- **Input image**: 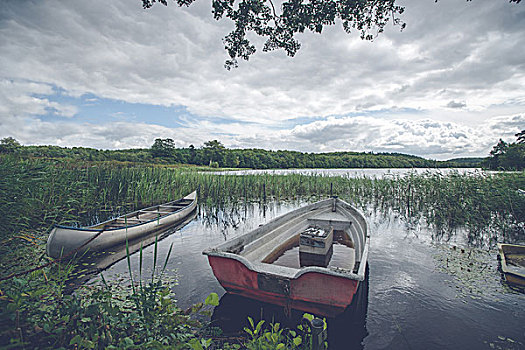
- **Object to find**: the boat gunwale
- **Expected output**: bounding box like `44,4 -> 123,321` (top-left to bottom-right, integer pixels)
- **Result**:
204,196 -> 369,281
52,191 -> 197,232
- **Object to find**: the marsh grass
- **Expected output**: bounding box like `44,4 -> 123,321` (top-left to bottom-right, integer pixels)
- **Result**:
1,156 -> 523,252
0,157 -> 523,282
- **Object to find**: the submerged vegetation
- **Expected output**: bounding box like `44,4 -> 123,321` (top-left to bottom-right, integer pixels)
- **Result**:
0,154 -> 524,348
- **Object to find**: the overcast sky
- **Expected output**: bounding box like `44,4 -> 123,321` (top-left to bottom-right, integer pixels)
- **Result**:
0,0 -> 524,160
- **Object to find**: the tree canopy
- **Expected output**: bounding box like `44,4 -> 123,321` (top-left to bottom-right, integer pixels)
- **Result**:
151,138 -> 176,158
485,130 -> 525,170
0,137 -> 21,154
142,0 -> 406,69
142,0 -> 521,69
2,138 -> 484,169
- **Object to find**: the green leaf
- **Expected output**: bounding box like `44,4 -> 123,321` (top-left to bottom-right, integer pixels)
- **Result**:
293,336 -> 303,346
271,333 -> 278,342
123,337 -> 134,347
70,335 -> 83,346
201,338 -> 212,349
204,292 -> 219,306
188,339 -> 204,350
244,327 -> 253,336
303,313 -> 314,322
255,319 -> 265,334
277,344 -> 285,350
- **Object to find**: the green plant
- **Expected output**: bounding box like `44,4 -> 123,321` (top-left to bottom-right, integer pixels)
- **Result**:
0,236 -> 198,349
239,315 -> 315,350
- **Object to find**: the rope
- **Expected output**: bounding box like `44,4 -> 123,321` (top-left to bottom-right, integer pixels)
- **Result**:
0,228 -> 106,282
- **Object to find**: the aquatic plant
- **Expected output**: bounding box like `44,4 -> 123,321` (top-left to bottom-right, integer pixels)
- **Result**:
1,156 -> 523,256
0,238 -> 196,349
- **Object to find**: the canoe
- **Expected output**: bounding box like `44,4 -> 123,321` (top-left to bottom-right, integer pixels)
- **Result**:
62,211 -> 198,295
47,191 -> 197,259
498,243 -> 525,287
203,196 -> 369,317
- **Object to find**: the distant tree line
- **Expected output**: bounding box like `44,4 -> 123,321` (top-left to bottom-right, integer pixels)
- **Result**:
1,137 -> 483,169
484,130 -> 525,170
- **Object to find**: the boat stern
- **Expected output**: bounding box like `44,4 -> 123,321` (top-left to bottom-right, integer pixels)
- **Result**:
205,253 -> 360,317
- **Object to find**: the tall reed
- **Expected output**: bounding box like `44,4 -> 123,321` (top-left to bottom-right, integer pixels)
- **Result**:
1,156 -> 523,249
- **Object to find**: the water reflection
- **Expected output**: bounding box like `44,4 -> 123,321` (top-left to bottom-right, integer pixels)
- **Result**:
66,209 -> 197,292
212,168 -> 482,178
211,267 -> 369,349
88,200 -> 525,349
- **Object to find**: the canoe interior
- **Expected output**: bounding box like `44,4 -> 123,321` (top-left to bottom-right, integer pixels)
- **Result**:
91,197 -> 195,230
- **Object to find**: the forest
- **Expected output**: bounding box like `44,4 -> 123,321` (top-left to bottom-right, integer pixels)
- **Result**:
0,137 -> 483,169
484,130 -> 525,170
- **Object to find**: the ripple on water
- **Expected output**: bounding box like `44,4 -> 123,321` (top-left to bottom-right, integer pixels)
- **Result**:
91,201 -> 525,349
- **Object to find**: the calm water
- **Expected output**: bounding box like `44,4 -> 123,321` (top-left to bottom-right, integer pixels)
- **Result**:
95,201 -> 525,349
213,168 -> 483,178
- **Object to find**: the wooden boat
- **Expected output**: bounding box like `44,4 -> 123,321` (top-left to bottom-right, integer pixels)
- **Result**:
203,196 -> 369,317
47,191 -> 197,259
498,243 -> 525,287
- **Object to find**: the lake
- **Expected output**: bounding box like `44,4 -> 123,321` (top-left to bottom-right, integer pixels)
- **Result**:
95,199 -> 525,349
213,168 -> 484,178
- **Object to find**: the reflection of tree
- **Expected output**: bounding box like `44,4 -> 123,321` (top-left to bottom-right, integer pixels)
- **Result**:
198,201 -> 301,241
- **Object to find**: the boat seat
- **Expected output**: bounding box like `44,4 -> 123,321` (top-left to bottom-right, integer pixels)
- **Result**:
159,205 -> 184,209
139,210 -> 173,215
308,211 -> 352,230
104,224 -> 127,229
115,218 -> 147,224
243,215 -> 312,263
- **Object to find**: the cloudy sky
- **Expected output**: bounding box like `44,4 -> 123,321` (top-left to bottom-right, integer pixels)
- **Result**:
0,0 -> 524,160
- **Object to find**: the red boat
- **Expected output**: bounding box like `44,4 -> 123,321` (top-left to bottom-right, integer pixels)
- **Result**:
203,197 -> 369,317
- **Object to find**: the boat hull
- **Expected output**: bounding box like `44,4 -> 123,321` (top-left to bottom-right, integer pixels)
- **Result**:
47,191 -> 197,259
498,243 -> 525,288
208,255 -> 359,317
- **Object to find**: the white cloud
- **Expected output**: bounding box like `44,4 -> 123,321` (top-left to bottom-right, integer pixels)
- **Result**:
0,0 -> 524,158
232,114 -> 525,159
0,80 -> 77,118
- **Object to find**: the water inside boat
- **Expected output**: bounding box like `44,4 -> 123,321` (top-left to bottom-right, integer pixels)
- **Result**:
269,230 -> 356,271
